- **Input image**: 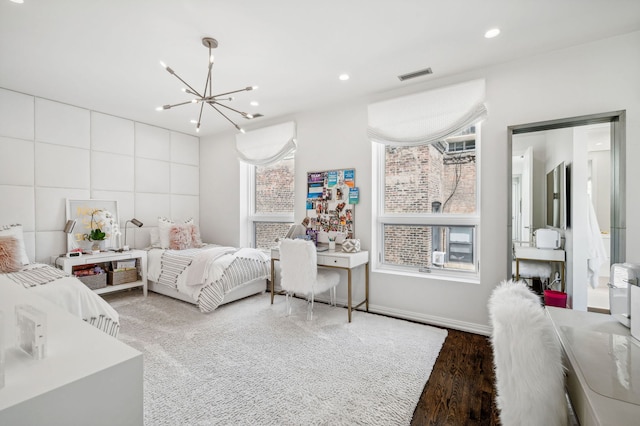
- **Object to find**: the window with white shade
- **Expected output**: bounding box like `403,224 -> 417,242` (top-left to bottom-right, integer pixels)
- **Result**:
370,80 -> 484,278
237,122 -> 297,250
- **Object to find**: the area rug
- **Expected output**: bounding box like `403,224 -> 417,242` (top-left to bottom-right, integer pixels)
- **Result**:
109,291 -> 448,426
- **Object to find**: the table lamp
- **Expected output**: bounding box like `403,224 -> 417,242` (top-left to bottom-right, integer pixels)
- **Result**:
123,218 -> 143,251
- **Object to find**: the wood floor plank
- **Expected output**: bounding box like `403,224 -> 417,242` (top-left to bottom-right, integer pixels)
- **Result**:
411,329 -> 500,425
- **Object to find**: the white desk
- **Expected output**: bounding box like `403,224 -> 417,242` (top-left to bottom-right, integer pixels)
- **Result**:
270,246 -> 369,322
515,246 -> 566,291
0,284 -> 143,426
546,307 -> 640,425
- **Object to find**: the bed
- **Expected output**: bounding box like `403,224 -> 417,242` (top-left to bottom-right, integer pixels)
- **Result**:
146,244 -> 271,312
1,223 -> 120,337
144,217 -> 271,312
1,263 -> 120,337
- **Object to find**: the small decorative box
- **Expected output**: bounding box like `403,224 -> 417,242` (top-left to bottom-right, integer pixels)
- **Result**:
15,304 -> 47,360
342,239 -> 361,253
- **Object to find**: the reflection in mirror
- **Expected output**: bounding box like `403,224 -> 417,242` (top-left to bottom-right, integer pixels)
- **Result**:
508,111 -> 625,312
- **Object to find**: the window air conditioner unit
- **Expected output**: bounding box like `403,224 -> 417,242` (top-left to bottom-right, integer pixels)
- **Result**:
432,251 -> 445,266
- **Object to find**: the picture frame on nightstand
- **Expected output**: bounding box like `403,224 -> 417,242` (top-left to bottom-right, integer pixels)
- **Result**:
66,199 -> 120,253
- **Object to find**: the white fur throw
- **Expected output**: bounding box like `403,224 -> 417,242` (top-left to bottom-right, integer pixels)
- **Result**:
488,280 -> 568,426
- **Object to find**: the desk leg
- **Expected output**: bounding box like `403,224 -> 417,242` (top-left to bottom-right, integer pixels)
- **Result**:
348,268 -> 353,323
270,258 -> 275,305
515,259 -> 520,281
365,262 -> 369,312
561,262 -> 565,293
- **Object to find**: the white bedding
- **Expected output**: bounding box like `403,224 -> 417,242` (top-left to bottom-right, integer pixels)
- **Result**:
1,263 -> 120,337
147,245 -> 270,312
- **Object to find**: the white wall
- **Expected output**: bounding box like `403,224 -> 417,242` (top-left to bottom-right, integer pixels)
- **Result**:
200,31 -> 640,334
0,89 -> 200,262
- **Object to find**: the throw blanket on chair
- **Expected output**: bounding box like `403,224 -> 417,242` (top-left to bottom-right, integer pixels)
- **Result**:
488,280 -> 567,426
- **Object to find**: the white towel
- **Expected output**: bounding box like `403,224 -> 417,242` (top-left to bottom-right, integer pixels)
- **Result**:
586,200 -> 607,289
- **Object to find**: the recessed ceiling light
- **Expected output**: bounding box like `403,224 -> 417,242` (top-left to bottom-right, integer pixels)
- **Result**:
250,101 -> 259,107
10,0 -> 25,3
339,73 -> 350,81
485,28 -> 501,39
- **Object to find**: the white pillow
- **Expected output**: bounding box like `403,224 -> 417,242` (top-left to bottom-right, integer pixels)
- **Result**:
149,227 -> 161,248
157,217 -> 173,249
0,224 -> 30,265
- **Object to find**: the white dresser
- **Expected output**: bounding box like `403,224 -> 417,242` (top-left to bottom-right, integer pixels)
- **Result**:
547,307 -> 640,425
0,284 -> 143,426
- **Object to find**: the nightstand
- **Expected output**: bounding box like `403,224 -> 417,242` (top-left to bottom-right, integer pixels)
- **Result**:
52,250 -> 147,297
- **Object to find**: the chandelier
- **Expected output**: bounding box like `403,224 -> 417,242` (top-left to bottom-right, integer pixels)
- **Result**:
156,37 -> 258,133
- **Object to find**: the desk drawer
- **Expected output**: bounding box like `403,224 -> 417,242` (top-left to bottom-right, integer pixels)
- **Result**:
317,255 -> 349,268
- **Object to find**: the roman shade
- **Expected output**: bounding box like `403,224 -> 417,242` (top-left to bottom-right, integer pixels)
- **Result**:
367,79 -> 487,146
235,121 -> 297,166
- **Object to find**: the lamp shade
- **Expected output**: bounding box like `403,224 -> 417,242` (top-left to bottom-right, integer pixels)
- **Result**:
64,219 -> 76,234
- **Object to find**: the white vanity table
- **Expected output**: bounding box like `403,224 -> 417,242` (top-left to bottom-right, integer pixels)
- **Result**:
547,307 -> 640,425
515,246 -> 566,292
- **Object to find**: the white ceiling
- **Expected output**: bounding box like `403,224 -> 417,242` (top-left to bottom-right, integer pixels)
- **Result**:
1,0 -> 639,137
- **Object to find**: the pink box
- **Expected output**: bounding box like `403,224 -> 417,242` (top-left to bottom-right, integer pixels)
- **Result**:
544,290 -> 567,308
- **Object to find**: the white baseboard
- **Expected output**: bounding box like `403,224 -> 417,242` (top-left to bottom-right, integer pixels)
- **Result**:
366,303 -> 492,336
306,293 -> 491,336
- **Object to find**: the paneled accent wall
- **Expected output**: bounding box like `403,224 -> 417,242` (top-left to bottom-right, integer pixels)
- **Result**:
0,87 -> 199,263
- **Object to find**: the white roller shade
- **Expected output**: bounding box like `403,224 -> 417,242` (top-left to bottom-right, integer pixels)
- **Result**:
367,79 -> 487,146
235,121 -> 297,166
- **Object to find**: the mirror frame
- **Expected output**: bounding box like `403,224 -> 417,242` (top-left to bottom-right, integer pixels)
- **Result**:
506,110 -> 626,281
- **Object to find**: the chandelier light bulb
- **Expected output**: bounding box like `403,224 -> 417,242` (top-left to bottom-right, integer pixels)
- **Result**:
160,61 -> 167,69
209,55 -> 214,64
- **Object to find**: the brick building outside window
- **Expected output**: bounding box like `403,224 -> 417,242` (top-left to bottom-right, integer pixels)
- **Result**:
251,158 -> 295,250
375,126 -> 479,275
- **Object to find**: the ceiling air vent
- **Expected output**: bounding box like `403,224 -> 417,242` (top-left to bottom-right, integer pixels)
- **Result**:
398,67 -> 433,81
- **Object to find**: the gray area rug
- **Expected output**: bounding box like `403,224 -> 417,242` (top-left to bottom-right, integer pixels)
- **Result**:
109,291 -> 447,426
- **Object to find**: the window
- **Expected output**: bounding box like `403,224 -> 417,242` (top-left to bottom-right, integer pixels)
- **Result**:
373,125 -> 480,276
236,121 -> 297,251
247,158 -> 295,250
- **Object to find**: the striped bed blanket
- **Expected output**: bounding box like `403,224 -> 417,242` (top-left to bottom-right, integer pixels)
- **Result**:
2,264 -> 120,338
148,245 -> 271,313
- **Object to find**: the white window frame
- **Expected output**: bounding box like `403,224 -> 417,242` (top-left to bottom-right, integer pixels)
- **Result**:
240,161 -> 294,250
371,125 -> 481,282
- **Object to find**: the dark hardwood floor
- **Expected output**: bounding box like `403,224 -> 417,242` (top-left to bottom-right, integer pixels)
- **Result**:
411,329 -> 501,426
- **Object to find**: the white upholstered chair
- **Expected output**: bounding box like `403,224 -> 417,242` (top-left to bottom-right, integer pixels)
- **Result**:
278,238 -> 340,320
488,279 -> 568,426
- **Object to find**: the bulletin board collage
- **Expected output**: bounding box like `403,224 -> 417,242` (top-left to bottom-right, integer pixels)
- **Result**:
306,168 -> 359,244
